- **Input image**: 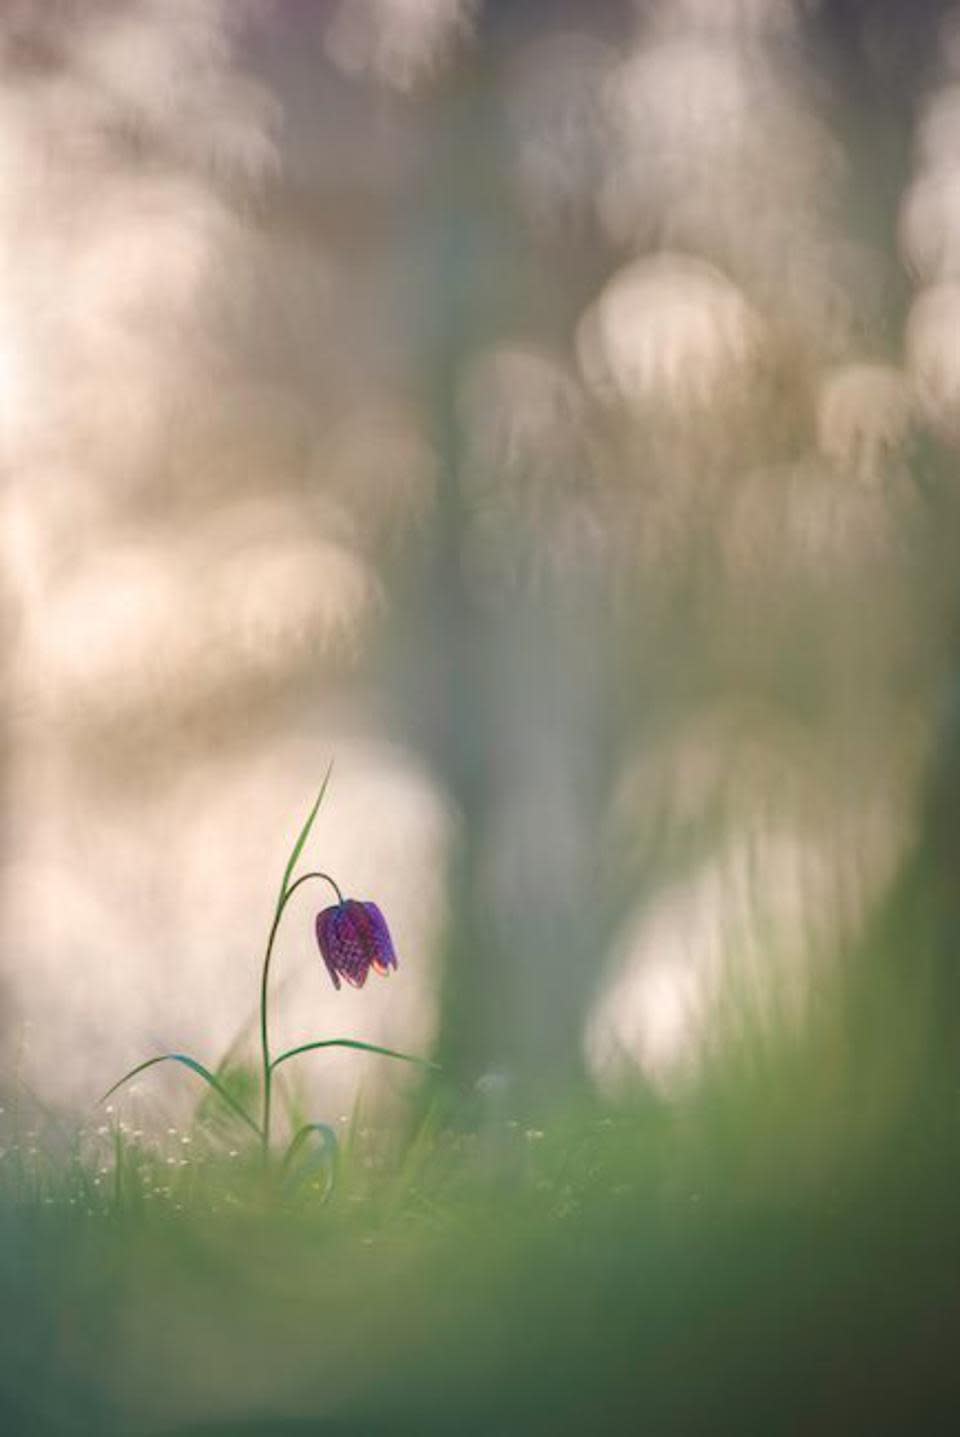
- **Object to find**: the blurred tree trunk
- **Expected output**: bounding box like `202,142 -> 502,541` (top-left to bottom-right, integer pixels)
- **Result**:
399,44 -> 608,1102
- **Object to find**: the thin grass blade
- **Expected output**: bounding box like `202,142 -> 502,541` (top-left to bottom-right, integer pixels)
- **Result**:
98,1054 -> 262,1137
269,1038 -> 440,1075
276,760 -> 334,911
282,1122 -> 338,1171
282,1122 -> 338,1199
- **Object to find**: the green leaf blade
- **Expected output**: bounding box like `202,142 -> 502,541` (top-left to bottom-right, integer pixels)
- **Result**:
282,1123 -> 339,1200
277,760 -> 334,911
269,1038 -> 440,1075
98,1053 -> 262,1137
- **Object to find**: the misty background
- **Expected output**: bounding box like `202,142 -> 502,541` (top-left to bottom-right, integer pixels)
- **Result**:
1,0 -> 959,1125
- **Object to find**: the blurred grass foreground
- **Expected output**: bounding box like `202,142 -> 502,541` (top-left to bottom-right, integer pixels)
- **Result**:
5,0 -> 960,1432
3,882 -> 960,1436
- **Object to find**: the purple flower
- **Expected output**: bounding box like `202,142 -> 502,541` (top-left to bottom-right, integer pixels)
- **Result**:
315,899 -> 399,991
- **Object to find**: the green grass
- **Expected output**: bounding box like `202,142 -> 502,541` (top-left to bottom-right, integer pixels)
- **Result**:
2,978 -> 959,1436
2,861 -> 958,1434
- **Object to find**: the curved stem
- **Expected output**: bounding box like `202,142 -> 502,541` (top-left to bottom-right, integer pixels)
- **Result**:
259,870 -> 344,1156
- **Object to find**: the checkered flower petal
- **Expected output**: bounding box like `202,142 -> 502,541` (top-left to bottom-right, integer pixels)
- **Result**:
315,899 -> 399,991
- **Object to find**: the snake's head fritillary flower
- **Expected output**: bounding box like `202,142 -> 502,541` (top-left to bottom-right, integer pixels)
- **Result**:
315,899 -> 399,991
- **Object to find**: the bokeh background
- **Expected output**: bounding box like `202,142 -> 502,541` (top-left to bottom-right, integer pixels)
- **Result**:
1,0 -> 960,1133
6,3 -> 960,1435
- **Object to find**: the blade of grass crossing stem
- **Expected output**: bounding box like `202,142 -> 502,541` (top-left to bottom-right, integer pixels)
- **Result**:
99,1053 -> 262,1137
270,1038 -> 440,1075
276,761 -> 334,913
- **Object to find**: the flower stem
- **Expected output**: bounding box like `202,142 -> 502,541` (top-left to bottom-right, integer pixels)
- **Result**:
259,870 -> 344,1158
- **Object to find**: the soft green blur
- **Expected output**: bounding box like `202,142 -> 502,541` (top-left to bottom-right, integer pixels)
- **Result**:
2,874 -> 958,1433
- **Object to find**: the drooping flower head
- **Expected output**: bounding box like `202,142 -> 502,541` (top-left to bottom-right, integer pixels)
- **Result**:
315,899 -> 399,990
